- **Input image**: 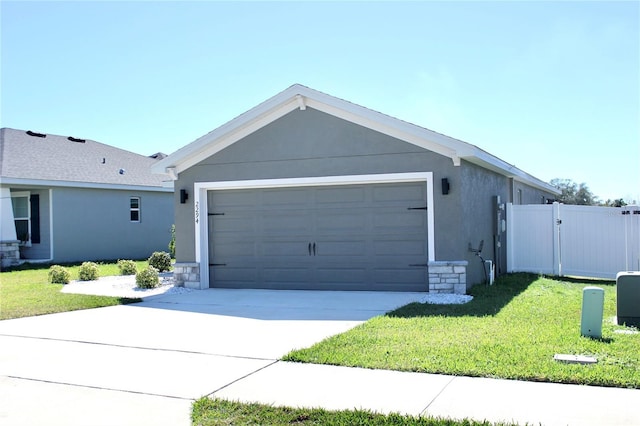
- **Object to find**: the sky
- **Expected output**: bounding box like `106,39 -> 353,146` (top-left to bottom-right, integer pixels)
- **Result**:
1,1 -> 638,203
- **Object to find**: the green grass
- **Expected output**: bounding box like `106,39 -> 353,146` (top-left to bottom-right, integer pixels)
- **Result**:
0,261 -> 147,320
284,274 -> 640,389
191,398 -> 514,426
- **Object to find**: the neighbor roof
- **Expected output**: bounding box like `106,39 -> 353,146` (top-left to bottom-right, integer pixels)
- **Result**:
0,128 -> 171,191
152,84 -> 559,194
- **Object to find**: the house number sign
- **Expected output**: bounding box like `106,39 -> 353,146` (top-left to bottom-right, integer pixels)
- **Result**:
195,201 -> 200,224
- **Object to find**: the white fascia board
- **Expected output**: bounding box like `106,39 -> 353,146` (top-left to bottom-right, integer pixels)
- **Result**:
0,177 -> 174,193
461,152 -> 560,195
152,87 -> 304,176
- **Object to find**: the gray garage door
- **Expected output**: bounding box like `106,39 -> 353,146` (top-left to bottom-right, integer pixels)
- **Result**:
207,182 -> 428,291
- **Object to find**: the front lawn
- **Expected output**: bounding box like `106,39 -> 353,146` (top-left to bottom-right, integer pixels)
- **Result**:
0,261 -> 146,320
284,274 -> 640,388
192,398 -> 514,426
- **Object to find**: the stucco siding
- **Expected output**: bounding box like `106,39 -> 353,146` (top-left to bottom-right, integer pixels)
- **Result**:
52,188 -> 173,262
460,162 -> 510,286
175,108 -> 461,263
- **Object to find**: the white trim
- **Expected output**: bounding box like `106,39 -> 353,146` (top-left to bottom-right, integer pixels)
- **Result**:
193,172 -> 435,290
48,189 -> 54,261
11,191 -> 31,246
0,177 -> 173,193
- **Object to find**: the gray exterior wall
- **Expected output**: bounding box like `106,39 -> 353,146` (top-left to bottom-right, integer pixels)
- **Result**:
174,107 -> 555,287
51,187 -> 173,262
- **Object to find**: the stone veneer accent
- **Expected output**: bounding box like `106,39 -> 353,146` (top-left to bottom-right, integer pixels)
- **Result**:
428,260 -> 468,294
0,240 -> 21,269
173,262 -> 201,289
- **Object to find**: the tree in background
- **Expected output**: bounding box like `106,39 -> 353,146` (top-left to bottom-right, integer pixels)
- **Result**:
550,179 -> 631,206
603,198 -> 628,207
550,178 -> 599,205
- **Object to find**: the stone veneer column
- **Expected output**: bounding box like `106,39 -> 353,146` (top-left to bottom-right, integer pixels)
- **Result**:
173,262 -> 201,289
428,260 -> 468,294
0,240 -> 21,270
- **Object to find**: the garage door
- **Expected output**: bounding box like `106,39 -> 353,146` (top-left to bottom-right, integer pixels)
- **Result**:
207,182 -> 428,291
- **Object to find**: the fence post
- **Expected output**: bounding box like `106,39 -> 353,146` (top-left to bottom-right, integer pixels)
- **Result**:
553,202 -> 562,276
506,203 -> 513,273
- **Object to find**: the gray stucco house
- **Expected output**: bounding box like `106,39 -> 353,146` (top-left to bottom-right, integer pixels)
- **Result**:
153,84 -> 559,292
0,128 -> 174,267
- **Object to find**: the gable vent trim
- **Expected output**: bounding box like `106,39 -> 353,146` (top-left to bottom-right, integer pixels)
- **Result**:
26,130 -> 47,138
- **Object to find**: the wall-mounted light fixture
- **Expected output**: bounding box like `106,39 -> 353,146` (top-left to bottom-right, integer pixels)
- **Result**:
180,189 -> 189,204
441,178 -> 450,195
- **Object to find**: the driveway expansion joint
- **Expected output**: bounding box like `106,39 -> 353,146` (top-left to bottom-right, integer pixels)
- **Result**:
420,374 -> 457,415
207,359 -> 280,398
6,375 -> 195,401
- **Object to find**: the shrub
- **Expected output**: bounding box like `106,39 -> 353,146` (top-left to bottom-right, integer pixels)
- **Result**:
78,261 -> 99,281
168,224 -> 176,258
117,259 -> 137,275
148,251 -> 172,272
136,266 -> 159,289
48,265 -> 71,284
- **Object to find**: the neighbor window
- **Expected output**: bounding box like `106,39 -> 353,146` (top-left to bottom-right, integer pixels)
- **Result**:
11,192 -> 31,245
130,197 -> 141,222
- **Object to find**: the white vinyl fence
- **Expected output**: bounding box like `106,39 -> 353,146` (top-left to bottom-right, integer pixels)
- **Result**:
507,203 -> 640,279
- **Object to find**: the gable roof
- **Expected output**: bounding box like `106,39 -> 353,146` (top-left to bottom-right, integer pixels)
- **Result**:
152,84 -> 559,194
0,128 -> 171,191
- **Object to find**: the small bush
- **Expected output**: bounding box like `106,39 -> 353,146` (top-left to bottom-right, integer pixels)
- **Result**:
49,265 -> 71,284
117,259 -> 138,275
148,251 -> 172,272
168,224 -> 176,258
136,266 -> 159,289
78,261 -> 100,281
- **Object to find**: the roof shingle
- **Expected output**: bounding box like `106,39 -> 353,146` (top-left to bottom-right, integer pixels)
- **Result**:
0,128 -> 168,188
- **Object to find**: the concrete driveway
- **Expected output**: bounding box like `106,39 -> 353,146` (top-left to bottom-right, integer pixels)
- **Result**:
0,289 -> 424,425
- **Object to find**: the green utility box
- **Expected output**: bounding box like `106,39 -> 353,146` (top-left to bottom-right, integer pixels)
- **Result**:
616,271 -> 640,327
581,286 -> 604,339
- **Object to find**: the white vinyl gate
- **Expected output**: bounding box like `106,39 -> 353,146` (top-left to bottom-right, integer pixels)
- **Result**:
507,203 -> 640,279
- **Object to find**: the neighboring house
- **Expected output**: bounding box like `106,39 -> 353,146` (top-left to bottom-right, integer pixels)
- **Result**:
152,84 -> 559,292
0,128 -> 174,267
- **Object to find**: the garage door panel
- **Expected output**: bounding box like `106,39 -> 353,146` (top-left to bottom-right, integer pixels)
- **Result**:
373,183 -> 424,203
261,188 -> 310,207
209,190 -> 257,209
210,266 -> 257,283
210,240 -> 255,258
263,267 -> 312,284
315,268 -> 367,284
261,212 -> 311,235
373,240 -> 427,256
260,241 -> 312,257
374,211 -> 426,232
314,240 -> 367,257
374,268 -> 427,284
210,217 -> 257,235
315,187 -> 366,206
316,211 -> 366,233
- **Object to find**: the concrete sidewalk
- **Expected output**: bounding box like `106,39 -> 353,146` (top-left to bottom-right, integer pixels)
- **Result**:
213,361 -> 640,426
1,288 -> 639,425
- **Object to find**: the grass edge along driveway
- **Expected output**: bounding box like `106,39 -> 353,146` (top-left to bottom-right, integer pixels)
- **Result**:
0,261 -> 145,320
284,273 -> 640,389
192,397 -> 517,426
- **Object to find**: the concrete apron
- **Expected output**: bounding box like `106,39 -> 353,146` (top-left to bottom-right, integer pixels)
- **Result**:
0,289 -> 425,426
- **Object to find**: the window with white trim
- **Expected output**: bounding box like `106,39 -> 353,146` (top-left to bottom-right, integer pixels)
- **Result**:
11,191 -> 31,245
130,197 -> 141,222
